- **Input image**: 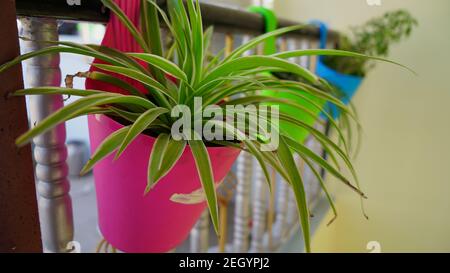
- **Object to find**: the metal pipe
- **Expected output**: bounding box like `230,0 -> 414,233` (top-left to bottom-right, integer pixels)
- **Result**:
232,152 -> 253,252
190,210 -> 210,253
270,41 -> 295,249
15,0 -> 339,40
20,17 -> 74,253
272,174 -> 289,248
249,159 -> 268,253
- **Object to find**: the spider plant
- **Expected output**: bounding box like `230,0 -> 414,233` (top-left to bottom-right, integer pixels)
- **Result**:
0,0 -> 409,252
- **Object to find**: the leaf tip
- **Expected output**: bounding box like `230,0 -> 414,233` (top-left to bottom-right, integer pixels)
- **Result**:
143,186 -> 151,196
7,91 -> 18,98
79,164 -> 91,176
15,137 -> 28,148
113,149 -> 124,161
326,215 -> 337,227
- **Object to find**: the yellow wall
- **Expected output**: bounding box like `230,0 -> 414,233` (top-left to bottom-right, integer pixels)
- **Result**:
275,0 -> 450,252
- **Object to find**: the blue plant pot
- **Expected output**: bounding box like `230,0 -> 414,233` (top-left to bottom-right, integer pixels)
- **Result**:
317,59 -> 363,119
311,20 -> 364,120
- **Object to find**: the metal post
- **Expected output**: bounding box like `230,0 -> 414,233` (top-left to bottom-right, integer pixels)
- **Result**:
229,34 -> 254,253
249,160 -> 268,252
286,154 -> 302,227
272,174 -> 289,247
0,0 -> 42,253
284,38 -> 321,226
303,42 -> 323,207
190,210 -> 210,253
20,17 -> 74,253
270,37 -> 294,249
232,152 -> 253,252
309,122 -> 328,204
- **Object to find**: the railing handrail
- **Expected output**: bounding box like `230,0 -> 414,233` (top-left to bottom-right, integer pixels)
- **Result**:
15,0 -> 339,41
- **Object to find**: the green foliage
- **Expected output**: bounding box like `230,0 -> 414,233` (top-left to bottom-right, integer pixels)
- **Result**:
323,10 -> 418,76
0,0 -> 407,252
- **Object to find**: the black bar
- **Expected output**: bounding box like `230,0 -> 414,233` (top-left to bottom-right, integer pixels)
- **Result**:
15,0 -> 109,23
0,253 -> 441,270
15,0 -> 339,40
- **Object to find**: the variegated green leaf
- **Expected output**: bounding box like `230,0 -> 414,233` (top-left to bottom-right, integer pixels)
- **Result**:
146,134 -> 186,193
127,53 -> 188,82
80,126 -> 131,175
115,107 -> 169,159
188,135 -> 220,235
16,93 -> 155,146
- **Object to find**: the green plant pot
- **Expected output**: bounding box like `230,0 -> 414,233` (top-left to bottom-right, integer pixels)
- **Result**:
263,88 -> 325,144
249,6 -> 325,144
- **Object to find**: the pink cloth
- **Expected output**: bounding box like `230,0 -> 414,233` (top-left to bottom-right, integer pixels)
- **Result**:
86,0 -> 146,95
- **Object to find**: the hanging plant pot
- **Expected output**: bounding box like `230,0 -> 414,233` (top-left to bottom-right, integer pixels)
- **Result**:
88,114 -> 240,253
313,21 -> 364,119
250,6 -> 326,144
316,60 -> 363,119
80,0 -> 241,253
264,88 -> 325,143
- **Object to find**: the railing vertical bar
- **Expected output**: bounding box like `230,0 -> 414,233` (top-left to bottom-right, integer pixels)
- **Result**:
231,34 -> 254,253
306,40 -> 323,207
287,38 -> 301,66
232,152 -> 253,252
271,37 -> 298,248
272,173 -> 289,247
311,122 -> 328,205
249,158 -> 268,253
20,17 -> 74,253
190,210 -> 210,253
299,39 -> 310,68
283,38 -> 317,238
216,32 -> 235,254
266,167 -> 277,250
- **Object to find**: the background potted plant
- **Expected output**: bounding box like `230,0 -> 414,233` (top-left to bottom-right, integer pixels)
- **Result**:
314,10 -> 418,118
0,0 -> 407,253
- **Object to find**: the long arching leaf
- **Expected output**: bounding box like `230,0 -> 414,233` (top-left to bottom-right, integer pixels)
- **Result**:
285,136 -> 366,198
0,46 -> 123,74
277,136 -> 311,253
115,107 -> 169,159
202,56 -> 319,88
15,94 -> 155,146
146,134 -> 186,193
223,25 -> 304,62
273,49 -> 416,74
128,53 -> 188,82
93,63 -> 175,107
188,136 -> 220,235
80,126 -> 131,175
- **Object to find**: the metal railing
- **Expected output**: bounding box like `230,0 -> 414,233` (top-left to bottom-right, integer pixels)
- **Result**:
16,0 -> 339,39
14,0 -> 337,253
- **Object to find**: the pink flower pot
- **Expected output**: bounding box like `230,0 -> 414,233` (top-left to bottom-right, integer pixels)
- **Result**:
88,114 -> 240,252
